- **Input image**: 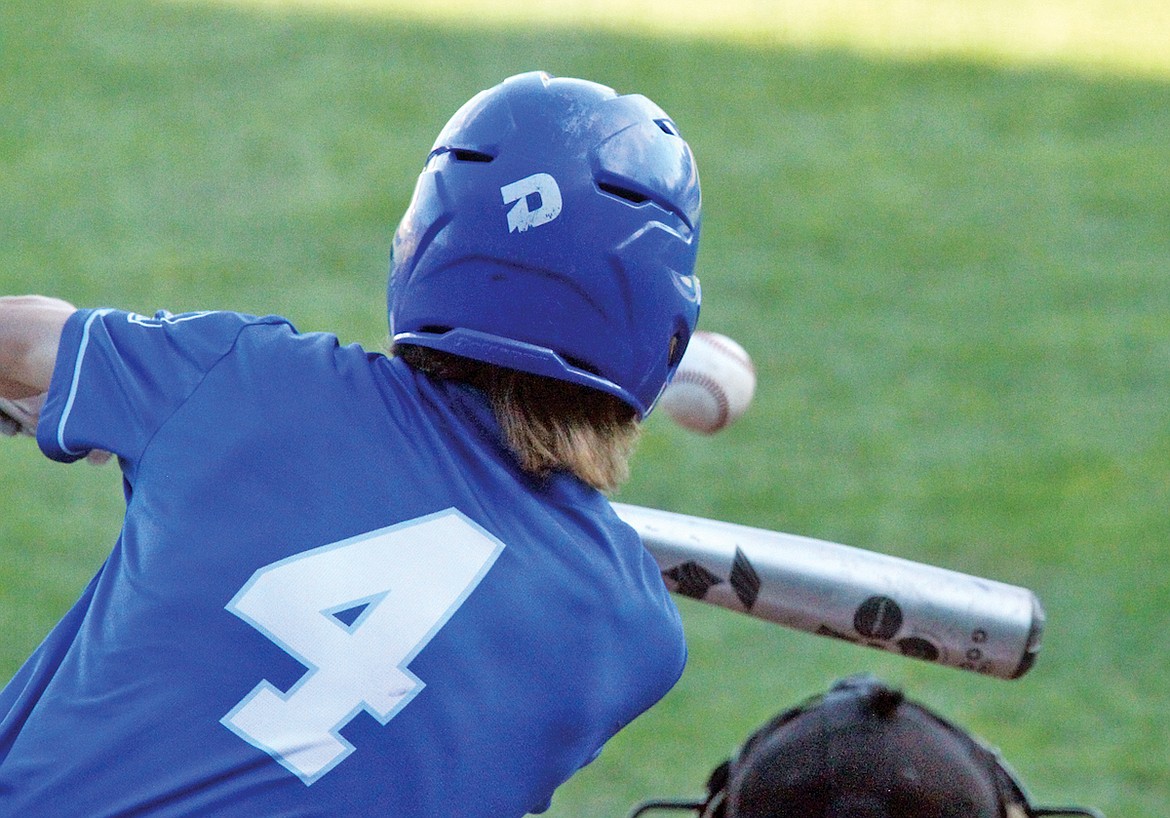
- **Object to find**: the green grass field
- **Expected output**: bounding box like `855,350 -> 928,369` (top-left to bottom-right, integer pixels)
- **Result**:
2,0 -> 1168,814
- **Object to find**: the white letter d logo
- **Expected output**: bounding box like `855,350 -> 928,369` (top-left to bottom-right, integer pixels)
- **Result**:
501,173 -> 562,233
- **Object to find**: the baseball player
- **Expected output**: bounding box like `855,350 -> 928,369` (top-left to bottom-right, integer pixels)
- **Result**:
627,674 -> 1105,818
0,71 -> 702,816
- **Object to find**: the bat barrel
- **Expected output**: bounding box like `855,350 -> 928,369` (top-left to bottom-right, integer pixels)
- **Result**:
613,503 -> 1044,680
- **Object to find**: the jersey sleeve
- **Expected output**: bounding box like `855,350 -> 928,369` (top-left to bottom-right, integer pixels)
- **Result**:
37,308 -> 289,463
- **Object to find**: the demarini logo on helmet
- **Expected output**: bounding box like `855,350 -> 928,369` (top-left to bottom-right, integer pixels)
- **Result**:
501,173 -> 562,233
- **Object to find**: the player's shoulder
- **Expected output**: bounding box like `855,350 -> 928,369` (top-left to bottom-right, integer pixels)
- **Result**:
57,308 -> 298,371
70,308 -> 293,347
102,308 -> 290,331
162,310 -> 372,368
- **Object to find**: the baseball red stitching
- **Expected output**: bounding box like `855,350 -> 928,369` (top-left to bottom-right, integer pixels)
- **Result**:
669,372 -> 730,431
695,331 -> 755,374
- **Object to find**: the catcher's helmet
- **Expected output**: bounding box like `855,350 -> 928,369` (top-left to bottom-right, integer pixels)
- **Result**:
388,71 -> 702,418
628,675 -> 1104,818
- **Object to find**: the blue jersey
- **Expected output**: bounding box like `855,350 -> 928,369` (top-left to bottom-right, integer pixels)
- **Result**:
0,308 -> 687,817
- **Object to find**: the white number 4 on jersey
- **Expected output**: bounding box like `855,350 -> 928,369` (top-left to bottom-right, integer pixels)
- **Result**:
221,510 -> 504,784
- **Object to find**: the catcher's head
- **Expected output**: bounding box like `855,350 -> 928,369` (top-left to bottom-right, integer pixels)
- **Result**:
388,70 -> 702,419
629,675 -> 1103,818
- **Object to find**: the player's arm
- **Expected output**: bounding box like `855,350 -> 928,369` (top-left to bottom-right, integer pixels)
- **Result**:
0,295 -> 76,399
0,296 -> 78,440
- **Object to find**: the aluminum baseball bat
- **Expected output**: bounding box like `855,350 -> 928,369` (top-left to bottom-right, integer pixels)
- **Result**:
612,503 -> 1044,680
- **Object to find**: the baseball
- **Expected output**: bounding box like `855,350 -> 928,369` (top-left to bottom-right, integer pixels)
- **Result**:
659,331 -> 756,434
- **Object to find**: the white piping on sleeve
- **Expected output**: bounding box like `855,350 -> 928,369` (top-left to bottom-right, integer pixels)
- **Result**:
56,308 -> 114,457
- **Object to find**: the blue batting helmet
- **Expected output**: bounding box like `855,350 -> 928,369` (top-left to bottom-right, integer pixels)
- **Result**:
388,71 -> 702,417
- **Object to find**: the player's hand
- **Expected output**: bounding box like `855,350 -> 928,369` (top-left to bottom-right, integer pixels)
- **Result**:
0,409 -> 20,436
0,393 -> 42,437
0,393 -> 112,465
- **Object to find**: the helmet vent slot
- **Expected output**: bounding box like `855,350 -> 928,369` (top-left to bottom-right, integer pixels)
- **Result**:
654,118 -> 679,136
450,149 -> 494,163
598,181 -> 649,205
562,354 -> 603,377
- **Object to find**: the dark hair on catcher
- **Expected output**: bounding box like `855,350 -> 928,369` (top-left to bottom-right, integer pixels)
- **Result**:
623,675 -> 1107,818
861,681 -> 903,718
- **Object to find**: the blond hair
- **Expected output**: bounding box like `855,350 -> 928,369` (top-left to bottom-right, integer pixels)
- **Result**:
395,345 -> 641,493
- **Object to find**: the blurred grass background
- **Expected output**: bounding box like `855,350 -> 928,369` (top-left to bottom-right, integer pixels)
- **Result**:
2,0 -> 1168,815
